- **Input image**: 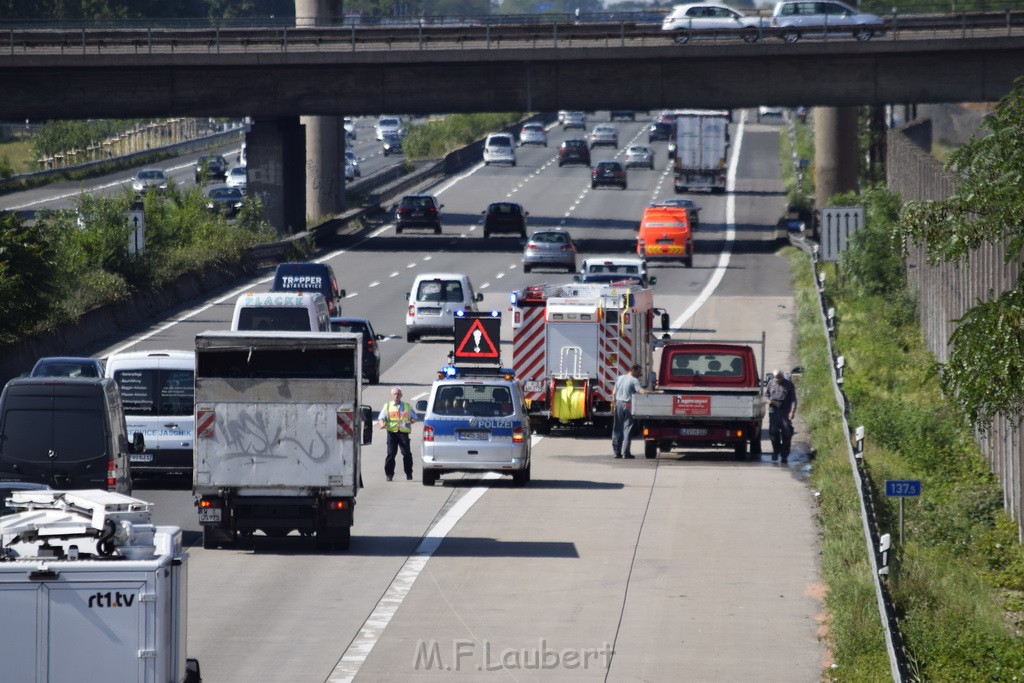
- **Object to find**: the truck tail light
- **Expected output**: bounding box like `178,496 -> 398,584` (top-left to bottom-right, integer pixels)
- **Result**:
107,459 -> 116,488
512,427 -> 524,443
424,426 -> 434,442
328,500 -> 348,510
642,427 -> 650,437
198,498 -> 218,509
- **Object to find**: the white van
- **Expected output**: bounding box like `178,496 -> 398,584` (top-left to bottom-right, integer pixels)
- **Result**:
405,273 -> 483,342
105,350 -> 195,479
231,291 -> 330,332
483,133 -> 516,166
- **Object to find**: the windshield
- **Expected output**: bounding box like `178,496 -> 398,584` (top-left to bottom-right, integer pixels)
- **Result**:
236,307 -> 315,331
433,384 -> 514,417
113,368 -> 195,417
416,280 -> 464,303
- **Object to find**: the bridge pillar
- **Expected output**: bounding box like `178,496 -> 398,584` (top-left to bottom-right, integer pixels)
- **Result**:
297,0 -> 344,222
814,106 -> 859,212
247,117 -> 306,235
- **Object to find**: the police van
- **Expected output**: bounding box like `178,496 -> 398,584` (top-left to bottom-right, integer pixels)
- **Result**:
231,291 -> 330,332
415,365 -> 532,487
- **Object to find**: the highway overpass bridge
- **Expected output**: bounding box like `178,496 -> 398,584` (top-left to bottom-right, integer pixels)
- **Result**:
3,23 -> 1022,230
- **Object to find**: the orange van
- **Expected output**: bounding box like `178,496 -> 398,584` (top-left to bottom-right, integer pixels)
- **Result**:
637,205 -> 693,267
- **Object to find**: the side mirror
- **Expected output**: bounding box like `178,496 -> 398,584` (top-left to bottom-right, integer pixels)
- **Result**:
661,312 -> 670,331
481,210 -> 487,215
338,289 -> 347,299
359,405 -> 374,446
376,333 -> 385,340
439,204 -> 445,209
132,432 -> 145,453
415,399 -> 428,413
648,276 -> 657,286
405,292 -> 410,301
524,211 -> 530,216
475,293 -> 484,302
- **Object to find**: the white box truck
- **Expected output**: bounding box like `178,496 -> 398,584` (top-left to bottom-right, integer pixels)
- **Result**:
0,489 -> 200,683
192,331 -> 372,551
673,109 -> 731,194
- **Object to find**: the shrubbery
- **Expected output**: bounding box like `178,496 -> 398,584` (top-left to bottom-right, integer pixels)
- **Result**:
0,185 -> 275,344
402,113 -> 523,159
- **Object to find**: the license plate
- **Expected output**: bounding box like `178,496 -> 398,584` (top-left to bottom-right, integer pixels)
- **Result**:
458,430 -> 489,441
130,453 -> 154,463
523,380 -> 542,393
657,238 -> 674,244
679,428 -> 707,436
198,508 -> 222,523
417,307 -> 441,316
411,211 -> 424,217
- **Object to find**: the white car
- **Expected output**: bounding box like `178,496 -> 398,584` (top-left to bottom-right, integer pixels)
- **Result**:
343,117 -> 356,141
130,168 -> 168,194
662,3 -> 763,43
770,0 -> 885,42
375,116 -> 404,141
623,145 -> 655,169
562,111 -> 587,130
482,133 -> 516,166
589,125 -> 619,149
225,166 -> 247,192
345,149 -> 360,179
519,123 -> 547,147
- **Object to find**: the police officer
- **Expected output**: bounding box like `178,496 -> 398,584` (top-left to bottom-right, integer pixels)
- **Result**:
378,386 -> 416,481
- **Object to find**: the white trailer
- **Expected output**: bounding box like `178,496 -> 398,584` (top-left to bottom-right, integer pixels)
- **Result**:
193,331 -> 373,551
0,489 -> 200,683
673,109 -> 731,194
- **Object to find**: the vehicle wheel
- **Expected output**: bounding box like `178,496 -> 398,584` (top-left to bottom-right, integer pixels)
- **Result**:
750,432 -> 763,456
782,31 -> 800,43
483,231 -> 490,239
511,465 -> 529,487
396,226 -> 403,234
734,440 -> 747,458
383,150 -> 389,156
422,470 -> 439,486
367,368 -> 380,385
523,264 -> 532,273
202,528 -> 218,549
332,527 -> 351,551
674,33 -> 690,44
484,161 -> 490,166
622,183 -> 628,190
649,161 -> 655,170
520,230 -> 527,239
675,186 -> 686,194
511,161 -> 517,167
742,28 -> 760,43
406,331 -> 418,343
558,161 -> 564,167
434,226 -> 442,235
645,440 -> 658,459
566,264 -> 575,274
684,255 -> 694,268
853,29 -> 871,41
535,419 -> 551,436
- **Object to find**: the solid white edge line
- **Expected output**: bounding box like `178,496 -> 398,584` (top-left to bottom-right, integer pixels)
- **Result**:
670,111 -> 746,330
325,473 -> 501,682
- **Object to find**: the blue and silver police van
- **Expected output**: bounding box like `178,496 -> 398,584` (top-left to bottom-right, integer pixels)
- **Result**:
415,364 -> 532,487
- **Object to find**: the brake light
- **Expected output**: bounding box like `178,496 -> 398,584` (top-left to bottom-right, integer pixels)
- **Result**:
512,427 -> 524,443
198,498 -> 216,509
560,245 -> 574,251
367,339 -> 375,350
398,207 -> 410,214
408,304 -> 415,317
527,244 -> 539,250
328,500 -> 348,510
107,459 -> 116,488
424,426 -> 434,442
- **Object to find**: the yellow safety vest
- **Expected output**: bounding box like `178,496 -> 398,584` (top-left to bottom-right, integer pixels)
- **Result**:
383,401 -> 413,433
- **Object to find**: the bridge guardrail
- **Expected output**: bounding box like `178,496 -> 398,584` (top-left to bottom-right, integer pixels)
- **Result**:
4,11 -> 1024,55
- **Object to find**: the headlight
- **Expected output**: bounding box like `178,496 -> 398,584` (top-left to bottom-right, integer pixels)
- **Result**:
206,202 -> 215,209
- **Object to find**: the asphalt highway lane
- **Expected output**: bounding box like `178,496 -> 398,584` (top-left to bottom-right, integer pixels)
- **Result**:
7,111 -> 820,681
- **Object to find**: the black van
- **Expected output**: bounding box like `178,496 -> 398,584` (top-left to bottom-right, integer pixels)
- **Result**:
270,262 -> 345,316
0,378 -> 142,493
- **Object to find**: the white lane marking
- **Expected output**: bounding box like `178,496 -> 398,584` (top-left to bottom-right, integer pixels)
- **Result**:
389,271 -> 399,277
406,262 -> 416,268
327,473 -> 502,683
423,255 -> 432,261
480,282 -> 491,289
671,111 -> 747,330
368,281 -> 380,288
508,264 -> 517,270
346,292 -> 358,299
495,272 -> 505,279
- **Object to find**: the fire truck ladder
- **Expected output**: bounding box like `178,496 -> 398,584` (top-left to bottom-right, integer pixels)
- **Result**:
555,346 -> 585,379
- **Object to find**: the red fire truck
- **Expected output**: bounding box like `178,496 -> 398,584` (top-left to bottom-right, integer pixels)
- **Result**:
510,282 -> 664,434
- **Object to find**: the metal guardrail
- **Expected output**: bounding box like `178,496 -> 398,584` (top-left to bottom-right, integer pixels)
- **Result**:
784,121 -> 913,682
3,11 -> 1024,55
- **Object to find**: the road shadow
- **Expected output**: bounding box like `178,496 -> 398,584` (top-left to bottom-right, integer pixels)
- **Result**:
232,534 -> 578,558
434,477 -> 623,491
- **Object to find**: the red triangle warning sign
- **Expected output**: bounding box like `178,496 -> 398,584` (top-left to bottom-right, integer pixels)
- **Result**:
455,318 -> 500,358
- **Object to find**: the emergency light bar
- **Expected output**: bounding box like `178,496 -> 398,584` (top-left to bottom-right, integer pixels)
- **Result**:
455,309 -> 501,318
437,365 -> 515,380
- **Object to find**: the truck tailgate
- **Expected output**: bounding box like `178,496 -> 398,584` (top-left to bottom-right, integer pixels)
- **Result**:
633,391 -> 763,420
194,400 -> 355,489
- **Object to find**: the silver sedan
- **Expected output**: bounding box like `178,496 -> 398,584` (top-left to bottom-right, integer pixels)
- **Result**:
522,230 -> 577,274
624,145 -> 655,170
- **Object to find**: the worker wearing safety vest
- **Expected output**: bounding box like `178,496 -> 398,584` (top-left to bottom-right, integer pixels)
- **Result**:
377,386 -> 416,481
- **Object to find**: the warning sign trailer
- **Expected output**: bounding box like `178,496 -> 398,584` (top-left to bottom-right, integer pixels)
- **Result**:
510,281 -> 661,434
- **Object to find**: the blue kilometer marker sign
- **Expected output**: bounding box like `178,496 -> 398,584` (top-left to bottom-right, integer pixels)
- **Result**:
885,480 -> 922,497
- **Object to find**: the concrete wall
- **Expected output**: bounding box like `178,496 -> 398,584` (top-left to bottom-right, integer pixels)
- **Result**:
888,123 -> 1024,541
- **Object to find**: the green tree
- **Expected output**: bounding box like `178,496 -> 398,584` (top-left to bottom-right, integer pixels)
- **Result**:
0,213 -> 61,342
899,77 -> 1024,427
